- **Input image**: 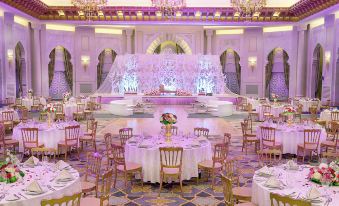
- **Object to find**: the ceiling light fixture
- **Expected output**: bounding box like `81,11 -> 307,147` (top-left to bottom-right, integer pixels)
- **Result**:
71,0 -> 108,20
231,0 -> 266,19
151,0 -> 186,18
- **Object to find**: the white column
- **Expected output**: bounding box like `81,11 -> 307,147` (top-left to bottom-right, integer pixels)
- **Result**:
31,23 -> 42,96
126,29 -> 133,54
295,26 -> 307,97
206,30 -> 213,55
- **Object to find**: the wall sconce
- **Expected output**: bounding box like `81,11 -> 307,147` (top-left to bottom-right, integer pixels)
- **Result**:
7,49 -> 14,64
248,57 -> 257,72
81,55 -> 90,71
325,51 -> 331,70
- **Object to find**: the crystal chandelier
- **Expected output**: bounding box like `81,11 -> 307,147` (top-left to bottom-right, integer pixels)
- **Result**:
71,0 -> 108,20
231,0 -> 266,18
151,0 -> 186,17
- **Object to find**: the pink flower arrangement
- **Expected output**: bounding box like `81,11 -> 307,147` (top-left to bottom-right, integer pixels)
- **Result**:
308,162 -> 339,186
44,104 -> 57,113
283,106 -> 296,115
160,113 -> 177,125
63,92 -> 71,101
271,93 -> 279,99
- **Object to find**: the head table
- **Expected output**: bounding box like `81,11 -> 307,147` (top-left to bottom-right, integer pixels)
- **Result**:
0,163 -> 81,206
125,135 -> 212,183
256,122 -> 327,154
12,121 -> 83,152
252,164 -> 339,206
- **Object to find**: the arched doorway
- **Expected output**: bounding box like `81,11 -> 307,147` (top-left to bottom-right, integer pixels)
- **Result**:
48,46 -> 73,99
15,42 -> 27,97
97,48 -> 117,88
312,44 -> 324,99
220,48 -> 241,94
265,48 -> 290,100
153,41 -> 185,54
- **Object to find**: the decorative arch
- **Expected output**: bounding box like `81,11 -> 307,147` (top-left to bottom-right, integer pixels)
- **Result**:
97,48 -> 117,88
265,47 -> 290,99
312,44 -> 324,99
48,46 -> 73,99
15,41 -> 26,97
146,34 -> 192,54
220,48 -> 241,94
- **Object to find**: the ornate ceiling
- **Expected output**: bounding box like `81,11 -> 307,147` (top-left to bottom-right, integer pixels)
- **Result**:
1,0 -> 338,22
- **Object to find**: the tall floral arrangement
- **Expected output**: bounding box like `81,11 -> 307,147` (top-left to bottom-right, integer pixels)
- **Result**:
63,92 -> 71,102
271,93 -> 279,102
44,104 -> 56,113
160,113 -> 177,125
283,106 -> 296,115
308,162 -> 339,186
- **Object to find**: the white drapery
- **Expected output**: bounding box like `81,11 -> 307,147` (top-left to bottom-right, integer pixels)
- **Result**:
94,54 -> 236,95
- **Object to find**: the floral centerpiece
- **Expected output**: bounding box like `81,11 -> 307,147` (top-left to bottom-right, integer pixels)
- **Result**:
308,162 -> 339,186
0,150 -> 25,183
160,113 -> 177,141
28,89 -> 33,99
283,106 -> 296,126
271,93 -> 279,103
44,104 -> 57,127
63,92 -> 71,102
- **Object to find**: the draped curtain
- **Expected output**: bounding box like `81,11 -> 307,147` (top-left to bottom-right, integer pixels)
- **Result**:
97,49 -> 117,88
283,51 -> 290,89
265,51 -> 274,96
154,45 -> 161,54
48,49 -> 56,87
15,44 -> 23,96
63,48 -> 73,91
314,45 -> 323,99
220,51 -> 227,73
234,52 -> 241,87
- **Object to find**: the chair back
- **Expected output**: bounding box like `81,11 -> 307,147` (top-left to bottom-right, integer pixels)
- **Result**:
87,121 -> 98,140
220,175 -> 235,206
119,128 -> 133,146
159,147 -> 183,172
31,147 -> 57,162
99,169 -> 113,206
258,149 -> 282,167
76,103 -> 85,113
55,103 -> 64,113
309,106 -> 318,120
84,152 -> 102,182
303,129 -> 321,149
15,98 -> 22,105
296,104 -> 303,114
104,133 -> 113,152
171,125 -> 178,135
21,128 -> 39,148
224,133 -> 231,144
260,126 -> 276,147
224,158 -> 238,182
41,192 -> 81,206
243,118 -> 252,133
194,127 -> 209,137
111,144 -> 126,168
213,143 -> 228,166
331,111 -> 339,121
33,98 -> 40,106
2,111 -> 14,121
64,125 -> 80,146
240,122 -> 249,136
270,193 -> 311,206
19,107 -> 29,122
0,123 -> 5,145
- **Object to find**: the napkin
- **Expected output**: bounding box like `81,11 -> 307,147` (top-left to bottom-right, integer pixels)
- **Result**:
55,170 -> 74,182
264,176 -> 281,188
26,180 -> 43,193
286,160 -> 299,170
306,187 -> 321,199
24,156 -> 39,167
257,166 -> 273,176
55,160 -> 70,170
5,194 -> 20,201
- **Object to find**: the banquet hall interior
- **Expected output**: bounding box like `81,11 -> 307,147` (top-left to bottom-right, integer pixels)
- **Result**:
0,0 -> 339,205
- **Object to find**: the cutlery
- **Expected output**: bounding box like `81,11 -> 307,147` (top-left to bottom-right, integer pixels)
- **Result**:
47,185 -> 56,191
13,194 -> 21,200
326,197 -> 332,206
18,192 -> 27,199
0,194 -> 5,201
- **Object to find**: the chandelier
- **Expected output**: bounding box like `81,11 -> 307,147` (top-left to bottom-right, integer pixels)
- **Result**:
71,0 -> 108,20
231,0 -> 266,18
151,0 -> 186,17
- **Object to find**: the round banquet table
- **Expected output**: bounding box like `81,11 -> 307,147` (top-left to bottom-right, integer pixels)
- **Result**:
0,163 -> 81,206
63,103 -> 78,118
0,109 -> 19,121
252,165 -> 339,206
256,123 -> 327,154
125,135 -> 212,183
22,97 -> 47,110
12,121 -> 82,152
293,99 -> 320,113
256,104 -> 285,121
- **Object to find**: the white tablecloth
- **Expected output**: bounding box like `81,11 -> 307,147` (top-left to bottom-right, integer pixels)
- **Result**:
12,121 -> 82,152
22,97 -> 47,110
125,135 -> 212,183
0,163 -> 81,206
252,165 -> 339,206
256,104 -> 285,121
256,123 -> 327,154
293,99 -> 320,113
63,103 -> 78,118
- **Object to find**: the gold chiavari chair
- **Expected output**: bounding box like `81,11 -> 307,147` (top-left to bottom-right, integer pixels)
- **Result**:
309,105 -> 318,121
244,118 -> 253,134
112,144 -> 143,188
41,192 -> 82,206
262,105 -> 273,121
270,193 -> 311,206
159,147 -> 183,196
81,152 -> 102,197
73,103 -> 85,121
198,143 -> 227,189
327,121 -> 339,140
236,97 -> 247,111
31,98 -> 41,111
80,169 -> 113,206
54,103 -> 65,121
171,125 -> 178,135
240,122 -> 259,155
0,123 -> 19,157
57,125 -> 80,160
84,101 -> 95,119
80,121 -> 98,152
247,103 -> 259,122
331,111 -> 339,122
95,96 -> 102,110
194,127 -> 209,137
257,149 -> 282,167
31,147 -> 57,162
119,128 -> 133,146
260,127 -> 283,151
297,129 -> 321,162
321,151 -> 339,161
104,133 -> 115,169
320,122 -> 339,153
221,175 -> 256,206
21,128 -> 44,155
1,110 -> 14,131
224,133 -> 231,145
18,107 -> 29,123
294,103 -> 303,123
320,99 -> 331,110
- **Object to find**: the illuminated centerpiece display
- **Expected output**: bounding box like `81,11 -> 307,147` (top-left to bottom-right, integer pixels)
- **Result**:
308,161 -> 339,186
0,150 -> 25,183
44,104 -> 57,127
160,113 -> 177,142
283,106 -> 296,126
